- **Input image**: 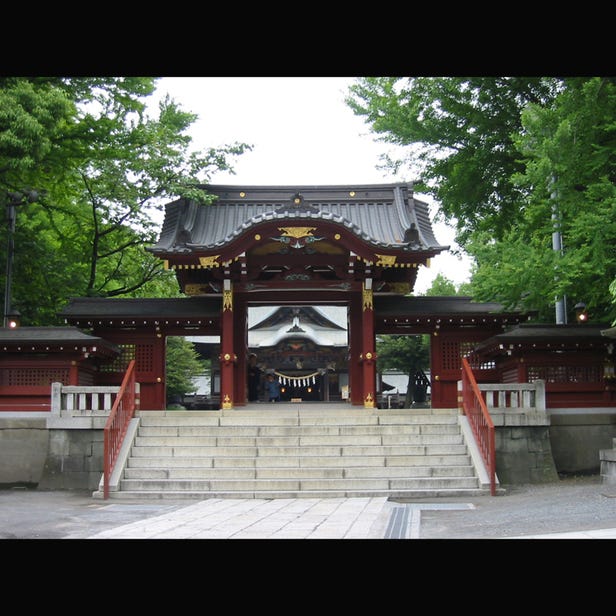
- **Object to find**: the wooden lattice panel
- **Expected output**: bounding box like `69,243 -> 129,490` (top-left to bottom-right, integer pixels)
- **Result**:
441,340 -> 461,371
100,344 -> 135,373
6,368 -> 69,386
527,364 -> 602,383
135,344 -> 155,373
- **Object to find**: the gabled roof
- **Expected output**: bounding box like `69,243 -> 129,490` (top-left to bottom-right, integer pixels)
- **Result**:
149,183 -> 448,256
249,306 -> 348,348
249,306 -> 346,331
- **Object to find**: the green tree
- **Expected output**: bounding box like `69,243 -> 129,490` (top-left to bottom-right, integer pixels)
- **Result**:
165,336 -> 210,407
346,77 -> 616,323
376,334 -> 430,407
1,78 -> 251,325
422,273 -> 458,296
346,77 -> 560,244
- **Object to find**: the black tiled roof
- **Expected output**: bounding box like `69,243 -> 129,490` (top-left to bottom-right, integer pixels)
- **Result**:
149,183 -> 449,255
59,296 -> 527,321
374,296 -> 525,317
0,326 -> 120,355
473,323 -> 613,354
59,297 -> 222,319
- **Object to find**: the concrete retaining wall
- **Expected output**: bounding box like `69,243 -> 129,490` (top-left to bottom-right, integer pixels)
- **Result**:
548,409 -> 616,475
600,439 -> 616,486
495,425 -> 559,484
38,428 -> 104,491
0,416 -> 49,487
0,414 -> 104,491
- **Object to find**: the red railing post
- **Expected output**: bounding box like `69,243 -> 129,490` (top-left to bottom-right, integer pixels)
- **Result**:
103,360 -> 137,500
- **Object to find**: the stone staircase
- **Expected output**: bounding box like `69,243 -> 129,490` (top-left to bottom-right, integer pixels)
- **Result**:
94,404 -> 492,500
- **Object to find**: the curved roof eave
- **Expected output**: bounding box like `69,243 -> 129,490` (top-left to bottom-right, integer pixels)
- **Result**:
149,183 -> 449,256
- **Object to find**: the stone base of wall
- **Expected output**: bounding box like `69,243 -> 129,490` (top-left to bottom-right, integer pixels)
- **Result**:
495,425 -> 560,484
600,439 -> 616,486
0,416 -> 49,487
549,409 -> 616,475
0,415 -> 104,491
38,429 -> 104,491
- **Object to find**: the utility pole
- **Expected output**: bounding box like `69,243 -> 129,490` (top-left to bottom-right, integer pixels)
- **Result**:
550,177 -> 567,324
3,190 -> 39,327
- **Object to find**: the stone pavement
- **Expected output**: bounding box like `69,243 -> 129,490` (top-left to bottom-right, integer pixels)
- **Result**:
85,496 -> 616,540
88,496 -> 392,539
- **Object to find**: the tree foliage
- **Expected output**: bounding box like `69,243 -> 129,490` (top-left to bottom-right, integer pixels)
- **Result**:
165,336 -> 209,405
421,273 -> 458,296
346,77 -> 616,324
0,78 -> 251,325
376,334 -> 430,407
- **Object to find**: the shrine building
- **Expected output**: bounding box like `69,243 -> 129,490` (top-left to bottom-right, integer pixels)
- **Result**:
60,183 -> 529,410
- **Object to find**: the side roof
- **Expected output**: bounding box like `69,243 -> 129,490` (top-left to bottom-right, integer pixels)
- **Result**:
0,326 -> 120,356
472,323 -> 613,356
60,297 -> 221,320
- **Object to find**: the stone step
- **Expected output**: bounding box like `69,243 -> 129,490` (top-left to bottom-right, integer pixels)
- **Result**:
123,464 -> 477,480
137,423 -> 462,437
126,453 -> 473,468
102,406 -> 486,500
138,410 -> 459,427
132,433 -> 464,447
100,487 -> 490,500
118,475 -> 481,492
128,443 -> 470,457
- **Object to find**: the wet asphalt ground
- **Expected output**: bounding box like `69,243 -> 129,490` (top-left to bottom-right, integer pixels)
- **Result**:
1,474 -> 615,541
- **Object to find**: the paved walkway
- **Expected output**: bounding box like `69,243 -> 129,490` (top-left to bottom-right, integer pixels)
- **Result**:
87,495 -> 616,540
88,496 -> 392,539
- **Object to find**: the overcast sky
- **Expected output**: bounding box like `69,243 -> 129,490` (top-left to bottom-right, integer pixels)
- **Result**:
149,77 -> 472,292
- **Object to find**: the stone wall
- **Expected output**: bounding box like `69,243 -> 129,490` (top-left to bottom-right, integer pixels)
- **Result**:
600,439 -> 616,486
495,425 -> 560,484
549,410 -> 616,475
0,414 -> 104,491
38,428 -> 104,491
0,416 -> 49,487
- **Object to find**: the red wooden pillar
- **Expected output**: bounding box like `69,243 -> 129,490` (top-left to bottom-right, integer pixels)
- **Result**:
360,281 -> 376,408
151,333 -> 166,410
219,280 -> 236,409
69,361 -> 79,385
349,290 -> 363,406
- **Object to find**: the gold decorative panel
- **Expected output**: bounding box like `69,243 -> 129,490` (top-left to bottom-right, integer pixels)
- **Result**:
199,255 -> 220,267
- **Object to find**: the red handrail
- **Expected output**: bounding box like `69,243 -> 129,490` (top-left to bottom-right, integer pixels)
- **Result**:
460,357 -> 496,495
103,360 -> 138,499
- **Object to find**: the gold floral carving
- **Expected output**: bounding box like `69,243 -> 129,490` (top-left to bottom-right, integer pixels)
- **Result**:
199,255 -> 220,267
364,393 -> 375,408
223,288 -> 233,311
375,254 -> 397,267
362,285 -> 373,311
279,227 -> 316,238
222,394 -> 232,409
184,284 -> 208,296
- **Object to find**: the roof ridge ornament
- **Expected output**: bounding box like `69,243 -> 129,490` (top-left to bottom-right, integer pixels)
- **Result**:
274,192 -> 321,214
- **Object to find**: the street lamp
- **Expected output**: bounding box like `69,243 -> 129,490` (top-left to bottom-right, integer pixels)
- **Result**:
574,302 -> 588,323
3,190 -> 39,328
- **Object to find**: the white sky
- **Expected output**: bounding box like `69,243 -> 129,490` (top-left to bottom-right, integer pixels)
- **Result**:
149,77 -> 473,293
